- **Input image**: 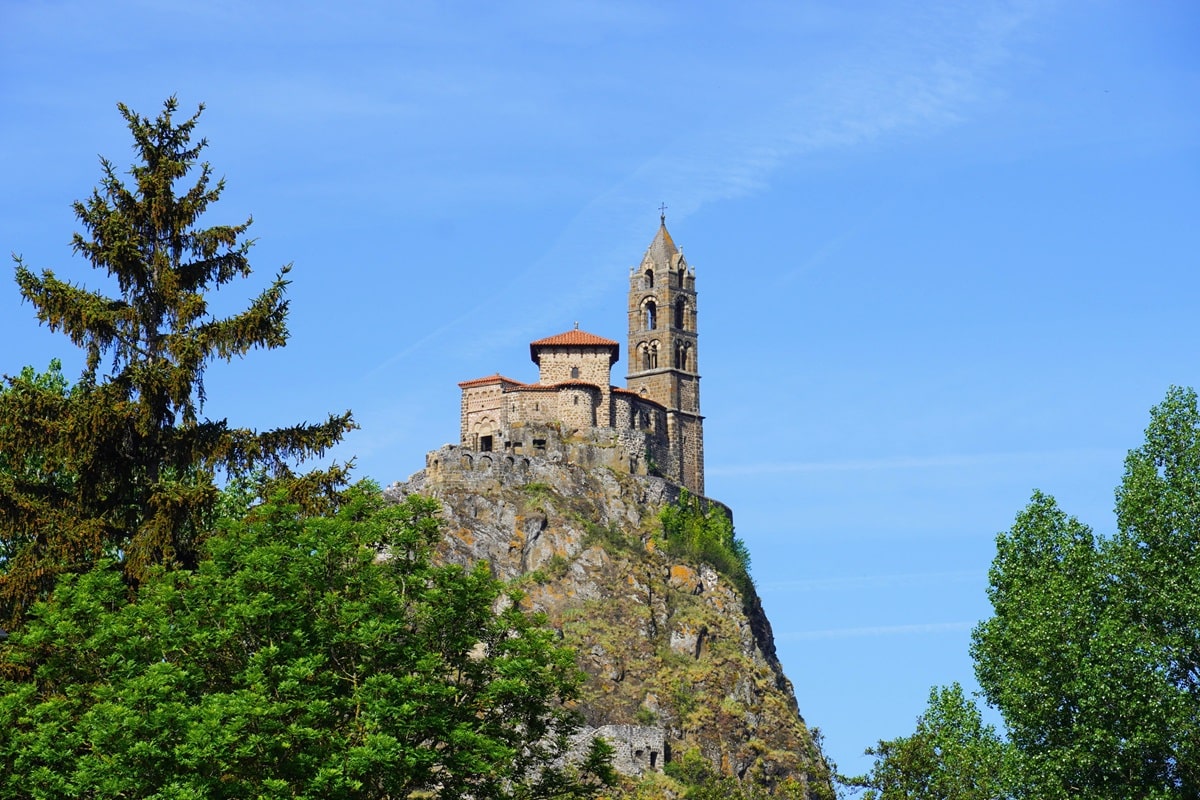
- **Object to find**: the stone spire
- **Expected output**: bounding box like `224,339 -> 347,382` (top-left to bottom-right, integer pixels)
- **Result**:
626,218 -> 704,495
643,219 -> 680,271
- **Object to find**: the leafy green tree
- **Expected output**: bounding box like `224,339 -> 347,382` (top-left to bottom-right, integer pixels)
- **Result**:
1,98 -> 354,625
970,493 -> 1119,798
0,487 -> 613,799
842,683 -> 1012,800
972,387 -> 1200,799
1108,386 -> 1200,794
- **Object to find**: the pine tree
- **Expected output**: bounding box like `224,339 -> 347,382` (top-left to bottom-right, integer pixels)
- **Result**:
0,97 -> 355,626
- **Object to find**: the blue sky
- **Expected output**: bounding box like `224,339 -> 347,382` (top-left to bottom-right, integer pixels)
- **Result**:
3,0 -> 1198,778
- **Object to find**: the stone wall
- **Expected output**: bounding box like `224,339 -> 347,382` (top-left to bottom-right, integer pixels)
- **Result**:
554,385 -> 601,433
506,388 -> 559,428
462,378 -> 701,492
461,382 -> 607,453
461,381 -> 509,449
626,369 -> 676,411
672,412 -> 705,497
425,418 -> 675,487
578,725 -> 667,776
456,380 -> 677,484
535,347 -> 613,423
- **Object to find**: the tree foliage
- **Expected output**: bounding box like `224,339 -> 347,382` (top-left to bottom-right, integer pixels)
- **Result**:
0,361 -> 74,574
842,683 -> 1012,800
0,360 -> 73,487
0,487 -> 612,799
1,98 -> 354,625
971,386 -> 1200,799
1111,386 -> 1200,788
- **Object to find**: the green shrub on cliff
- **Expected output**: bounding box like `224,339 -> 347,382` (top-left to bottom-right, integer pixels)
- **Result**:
659,490 -> 752,597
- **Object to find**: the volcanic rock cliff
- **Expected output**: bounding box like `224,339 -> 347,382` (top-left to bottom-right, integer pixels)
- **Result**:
387,444 -> 832,798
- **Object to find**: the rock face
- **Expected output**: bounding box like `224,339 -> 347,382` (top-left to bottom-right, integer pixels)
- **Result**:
387,444 -> 831,796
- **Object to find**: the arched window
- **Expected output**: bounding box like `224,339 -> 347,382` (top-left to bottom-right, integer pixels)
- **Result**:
684,342 -> 692,371
640,344 -> 650,371
570,366 -> 580,379
644,269 -> 654,289
674,297 -> 686,329
649,342 -> 658,369
644,300 -> 657,330
674,343 -> 685,369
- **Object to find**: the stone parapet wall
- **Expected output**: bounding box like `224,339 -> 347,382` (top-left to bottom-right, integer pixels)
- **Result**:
454,386 -> 678,483
422,422 -> 680,491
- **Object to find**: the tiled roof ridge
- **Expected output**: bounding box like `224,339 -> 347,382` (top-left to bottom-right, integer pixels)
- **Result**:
530,328 -> 620,366
510,380 -> 603,392
529,329 -> 620,348
457,373 -> 526,389
612,387 -> 666,408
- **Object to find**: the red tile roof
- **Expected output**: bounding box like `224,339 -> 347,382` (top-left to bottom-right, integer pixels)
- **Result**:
612,387 -> 666,408
457,373 -> 526,389
529,329 -> 619,348
511,381 -> 602,392
529,328 -> 619,365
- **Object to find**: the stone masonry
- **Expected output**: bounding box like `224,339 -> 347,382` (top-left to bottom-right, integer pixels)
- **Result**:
457,218 -> 705,495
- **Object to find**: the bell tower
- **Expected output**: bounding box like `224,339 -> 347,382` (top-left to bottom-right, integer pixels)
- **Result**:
626,213 -> 704,495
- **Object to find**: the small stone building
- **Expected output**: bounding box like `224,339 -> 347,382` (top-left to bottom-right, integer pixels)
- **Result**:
457,218 -> 705,495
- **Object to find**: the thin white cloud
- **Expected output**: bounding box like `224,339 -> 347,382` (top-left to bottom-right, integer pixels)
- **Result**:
709,448 -> 1121,477
778,621 -> 975,641
760,569 -> 983,593
367,2 -> 1052,372
610,3 -> 1045,219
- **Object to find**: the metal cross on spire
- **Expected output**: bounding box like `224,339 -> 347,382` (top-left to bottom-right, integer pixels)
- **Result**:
659,202 -> 668,224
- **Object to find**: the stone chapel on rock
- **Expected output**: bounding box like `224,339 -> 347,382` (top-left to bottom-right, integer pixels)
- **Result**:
456,218 -> 705,495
